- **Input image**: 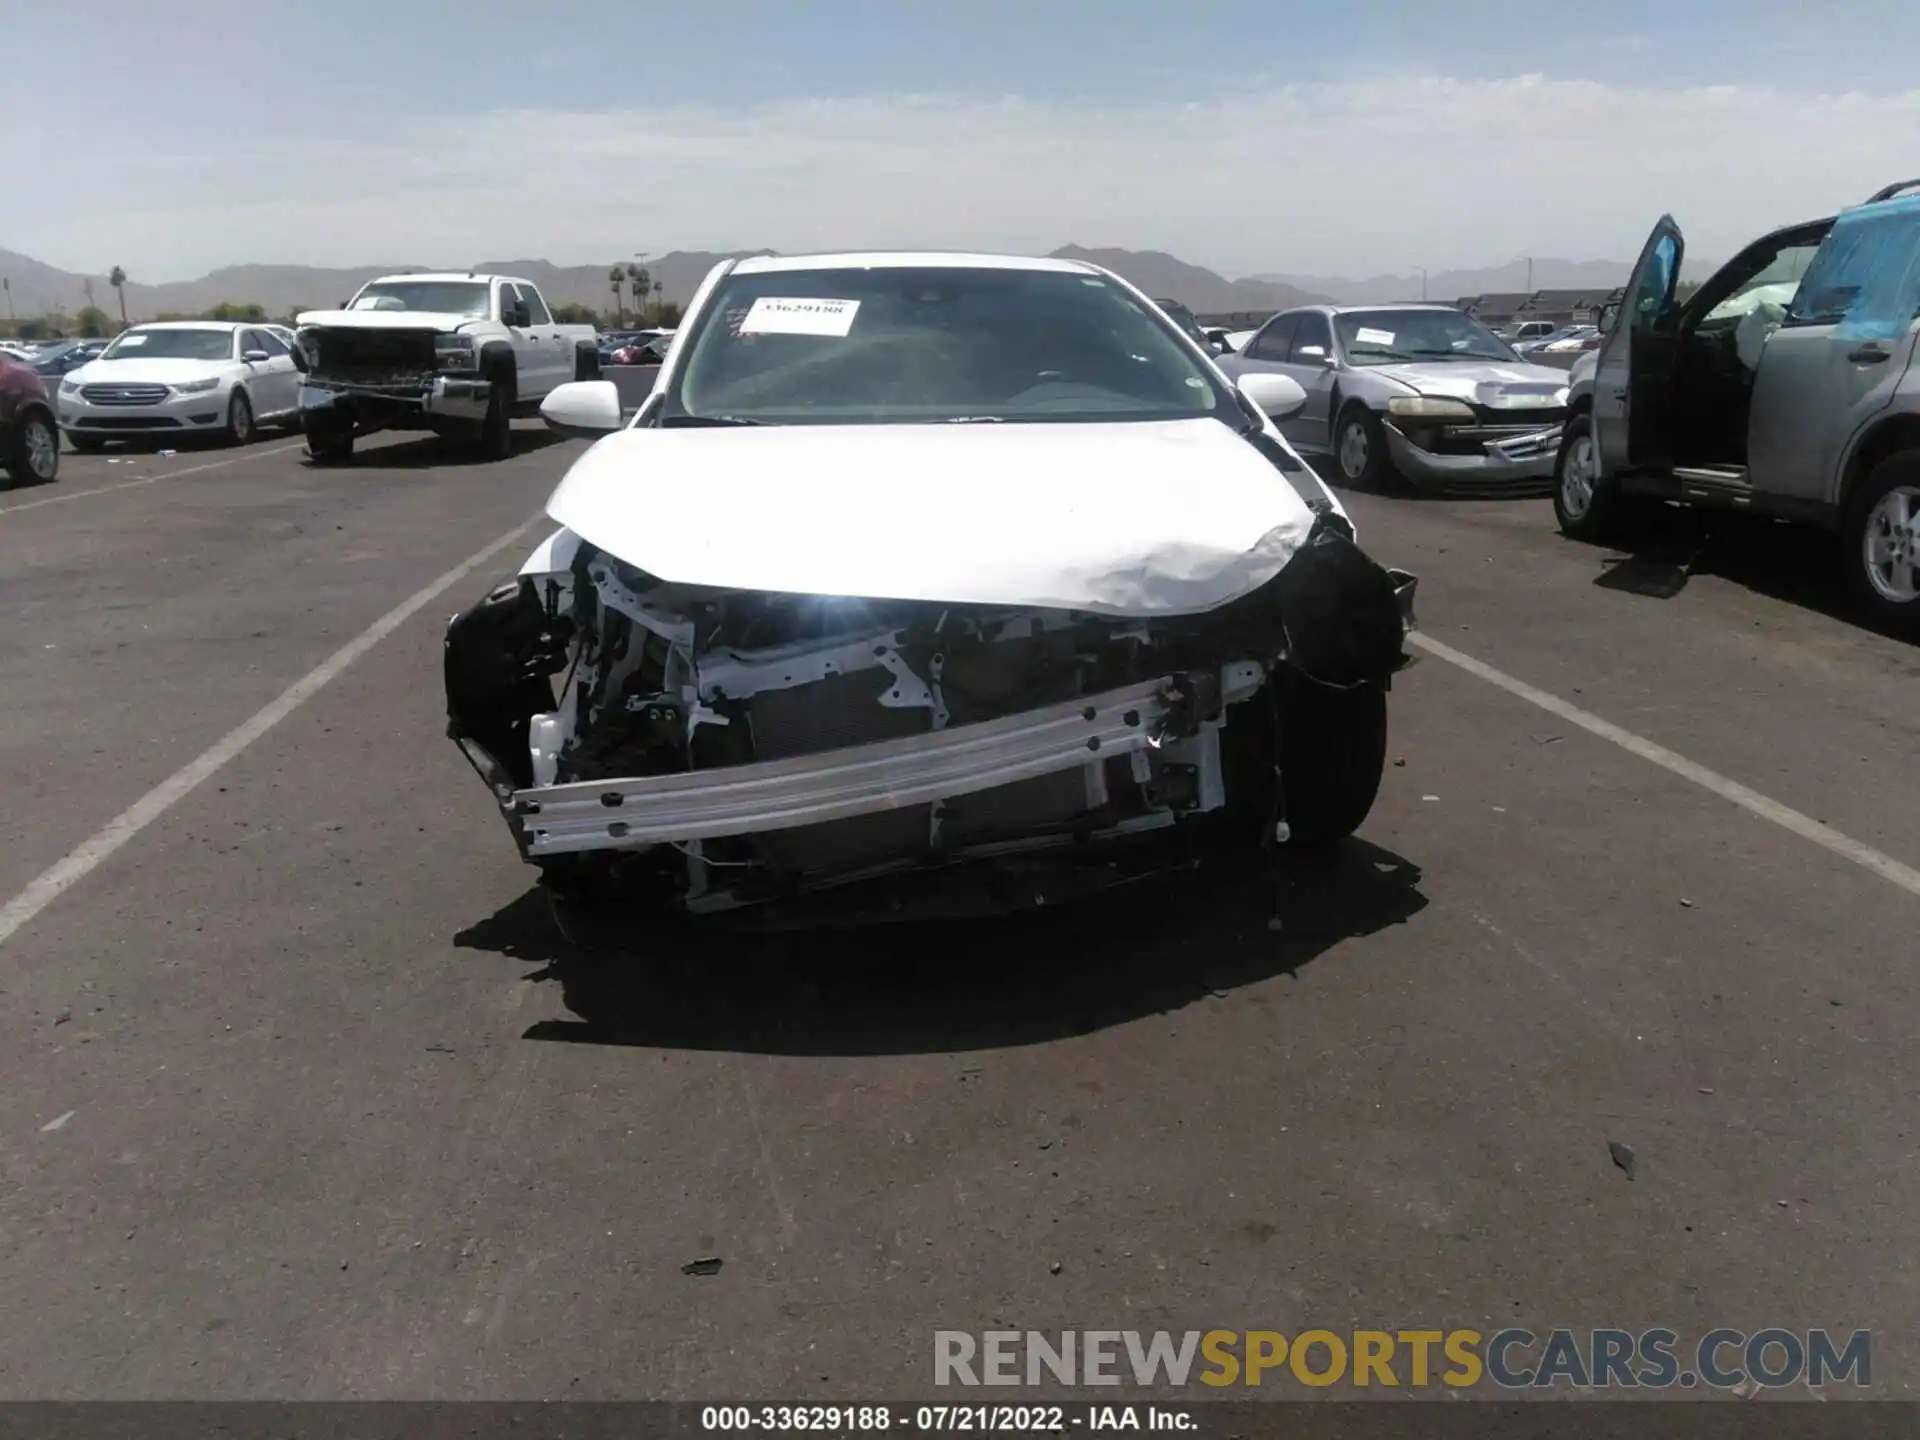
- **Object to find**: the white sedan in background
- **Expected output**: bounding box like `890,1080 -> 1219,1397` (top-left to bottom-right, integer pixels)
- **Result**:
57,321 -> 303,450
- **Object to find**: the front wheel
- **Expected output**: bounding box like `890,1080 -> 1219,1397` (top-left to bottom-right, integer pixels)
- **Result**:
4,410 -> 60,485
1333,404 -> 1395,492
305,415 -> 354,464
1552,412 -> 1636,541
224,388 -> 254,447
1844,450 -> 1920,631
478,374 -> 515,461
1281,676 -> 1389,847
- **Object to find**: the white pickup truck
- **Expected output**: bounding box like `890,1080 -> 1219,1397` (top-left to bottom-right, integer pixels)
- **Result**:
294,273 -> 599,463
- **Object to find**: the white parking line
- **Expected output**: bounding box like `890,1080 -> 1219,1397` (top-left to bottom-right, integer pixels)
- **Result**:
0,514 -> 544,951
1410,632 -> 1920,899
0,438 -> 310,515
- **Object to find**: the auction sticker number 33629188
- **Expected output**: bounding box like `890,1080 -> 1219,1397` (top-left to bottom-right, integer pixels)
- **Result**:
739,297 -> 861,337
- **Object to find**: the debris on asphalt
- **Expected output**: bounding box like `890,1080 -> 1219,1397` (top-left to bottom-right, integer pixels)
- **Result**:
1608,1141 -> 1636,1179
1698,1087 -> 1714,1095
39,1111 -> 75,1134
425,1044 -> 456,1054
1393,757 -> 1407,767
1422,794 -> 1439,802
1531,733 -> 1565,746
53,1008 -> 71,1027
1680,899 -> 1693,908
157,449 -> 176,457
1049,1261 -> 1062,1275
682,1256 -> 724,1277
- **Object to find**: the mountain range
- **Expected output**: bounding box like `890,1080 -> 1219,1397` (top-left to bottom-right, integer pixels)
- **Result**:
0,245 -> 1634,323
1251,258 -> 1637,305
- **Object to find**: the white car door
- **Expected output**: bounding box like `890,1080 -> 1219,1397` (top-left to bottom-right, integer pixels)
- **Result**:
499,282 -> 543,398
249,328 -> 300,417
516,283 -> 569,396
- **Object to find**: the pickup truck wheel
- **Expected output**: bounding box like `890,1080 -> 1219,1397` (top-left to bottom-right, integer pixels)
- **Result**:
479,375 -> 515,461
575,346 -> 602,382
305,416 -> 353,465
1553,413 -> 1636,541
1279,675 -> 1389,848
1844,450 -> 1920,630
224,389 -> 254,447
4,409 -> 59,485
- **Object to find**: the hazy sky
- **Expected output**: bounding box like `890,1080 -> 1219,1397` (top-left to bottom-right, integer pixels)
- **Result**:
5,0 -> 1919,281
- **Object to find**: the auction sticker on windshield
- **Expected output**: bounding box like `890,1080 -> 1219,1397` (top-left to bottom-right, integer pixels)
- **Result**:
1354,327 -> 1395,346
739,297 -> 861,337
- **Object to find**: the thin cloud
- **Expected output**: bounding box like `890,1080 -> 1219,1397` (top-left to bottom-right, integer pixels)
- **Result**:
13,76 -> 1920,278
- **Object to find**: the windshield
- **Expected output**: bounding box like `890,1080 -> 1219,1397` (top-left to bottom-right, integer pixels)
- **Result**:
101,328 -> 234,361
663,266 -> 1228,425
349,281 -> 490,317
1338,310 -> 1519,364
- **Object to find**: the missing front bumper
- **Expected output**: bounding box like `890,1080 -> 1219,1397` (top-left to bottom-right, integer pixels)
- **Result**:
507,676 -> 1183,858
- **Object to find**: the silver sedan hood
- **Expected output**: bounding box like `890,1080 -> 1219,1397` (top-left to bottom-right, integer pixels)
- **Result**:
1367,360 -> 1570,409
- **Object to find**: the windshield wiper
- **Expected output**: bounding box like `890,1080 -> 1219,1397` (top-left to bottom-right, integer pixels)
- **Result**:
1405,348 -> 1500,360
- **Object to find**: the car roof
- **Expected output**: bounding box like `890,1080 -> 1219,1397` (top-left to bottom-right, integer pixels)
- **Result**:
367,271 -> 522,285
123,321 -> 244,332
730,251 -> 1101,276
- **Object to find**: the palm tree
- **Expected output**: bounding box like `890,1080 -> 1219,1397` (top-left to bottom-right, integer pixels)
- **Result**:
108,265 -> 128,325
608,265 -> 626,325
651,278 -> 664,318
626,263 -> 650,321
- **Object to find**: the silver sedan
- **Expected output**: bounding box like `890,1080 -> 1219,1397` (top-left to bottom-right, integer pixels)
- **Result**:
1217,305 -> 1571,496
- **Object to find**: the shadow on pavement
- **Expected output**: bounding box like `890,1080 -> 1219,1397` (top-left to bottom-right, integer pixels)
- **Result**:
1582,505 -> 1918,647
318,428 -> 569,471
453,839 -> 1428,1057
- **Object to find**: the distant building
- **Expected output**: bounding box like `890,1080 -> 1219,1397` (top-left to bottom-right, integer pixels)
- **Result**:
1457,288 -> 1627,328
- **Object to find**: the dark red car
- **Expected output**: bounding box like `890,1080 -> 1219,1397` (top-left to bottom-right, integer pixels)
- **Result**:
0,353 -> 59,486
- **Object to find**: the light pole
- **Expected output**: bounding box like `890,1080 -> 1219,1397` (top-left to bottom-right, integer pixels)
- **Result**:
1416,267 -> 1427,301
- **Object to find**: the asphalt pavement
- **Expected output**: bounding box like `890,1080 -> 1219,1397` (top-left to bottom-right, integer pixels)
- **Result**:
0,429 -> 1914,1399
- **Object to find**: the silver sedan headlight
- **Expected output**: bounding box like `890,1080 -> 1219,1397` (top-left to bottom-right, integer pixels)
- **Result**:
1387,395 -> 1476,421
58,376 -> 81,394
172,377 -> 221,394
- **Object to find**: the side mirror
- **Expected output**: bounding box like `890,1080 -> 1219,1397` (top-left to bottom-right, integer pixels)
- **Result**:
1598,303 -> 1620,335
541,379 -> 623,437
243,349 -> 270,363
1235,371 -> 1308,419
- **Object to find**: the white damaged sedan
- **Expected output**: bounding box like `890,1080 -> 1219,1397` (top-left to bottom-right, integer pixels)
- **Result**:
444,253 -> 1417,930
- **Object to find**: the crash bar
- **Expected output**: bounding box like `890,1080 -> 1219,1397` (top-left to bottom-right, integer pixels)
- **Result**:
511,676 -> 1181,856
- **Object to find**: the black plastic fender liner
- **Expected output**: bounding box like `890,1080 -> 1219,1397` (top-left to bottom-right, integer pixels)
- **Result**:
1267,512 -> 1411,688
444,576 -> 569,790
1171,512 -> 1409,687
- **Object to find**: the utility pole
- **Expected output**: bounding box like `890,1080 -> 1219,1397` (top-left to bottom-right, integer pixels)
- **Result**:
2,277 -> 11,319
1416,267 -> 1428,301
1526,257 -> 1534,293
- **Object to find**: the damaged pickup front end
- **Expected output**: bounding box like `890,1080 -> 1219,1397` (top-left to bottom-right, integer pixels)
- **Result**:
446,516 -> 1417,925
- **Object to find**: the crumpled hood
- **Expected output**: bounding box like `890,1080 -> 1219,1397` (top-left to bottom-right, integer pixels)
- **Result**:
544,418 -> 1320,617
294,309 -> 475,332
1370,360 -> 1570,409
66,357 -> 238,386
